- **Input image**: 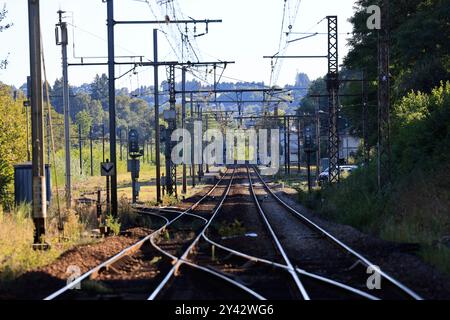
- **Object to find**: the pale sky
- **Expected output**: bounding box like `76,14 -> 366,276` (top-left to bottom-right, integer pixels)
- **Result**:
0,0 -> 357,89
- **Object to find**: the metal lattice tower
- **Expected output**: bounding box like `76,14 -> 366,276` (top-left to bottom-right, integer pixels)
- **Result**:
377,0 -> 391,190
326,16 -> 340,183
165,65 -> 177,196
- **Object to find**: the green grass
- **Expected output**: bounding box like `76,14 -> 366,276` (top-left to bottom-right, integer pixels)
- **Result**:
217,219 -> 246,238
0,203 -> 94,283
47,143 -> 201,205
293,164 -> 450,277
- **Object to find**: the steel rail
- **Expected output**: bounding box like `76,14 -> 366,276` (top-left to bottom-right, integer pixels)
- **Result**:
148,215 -> 266,301
201,233 -> 380,300
252,166 -> 424,300
246,167 -> 310,300
147,169 -> 265,300
295,268 -> 380,300
44,170 -> 230,300
147,168 -> 237,299
44,210 -> 169,300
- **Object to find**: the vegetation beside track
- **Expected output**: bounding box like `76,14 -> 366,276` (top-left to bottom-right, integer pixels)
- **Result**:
0,204 -> 93,285
296,83 -> 450,276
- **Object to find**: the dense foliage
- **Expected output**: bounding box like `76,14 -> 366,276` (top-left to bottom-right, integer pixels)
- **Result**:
0,84 -> 27,205
339,0 -> 450,149
297,0 -> 450,274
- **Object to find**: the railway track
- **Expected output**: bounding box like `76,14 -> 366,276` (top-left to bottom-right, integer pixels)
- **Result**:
44,168 -> 233,300
180,166 -> 379,300
44,165 -> 423,300
155,168 -> 297,300
159,166 -> 423,300
247,165 -> 423,300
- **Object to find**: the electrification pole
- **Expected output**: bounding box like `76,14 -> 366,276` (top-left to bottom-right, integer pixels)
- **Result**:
153,28 -> 162,203
181,67 -> 187,194
284,116 -> 288,175
377,0 -> 392,190
28,0 -> 48,248
165,65 -> 177,196
56,10 -> 71,209
190,93 -> 196,188
316,107 -> 321,179
297,118 -> 301,172
287,117 -> 291,175
107,0 -> 118,217
362,70 -> 370,166
326,16 -> 340,184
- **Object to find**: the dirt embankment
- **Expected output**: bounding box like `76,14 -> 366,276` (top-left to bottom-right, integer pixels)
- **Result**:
1,228 -> 151,300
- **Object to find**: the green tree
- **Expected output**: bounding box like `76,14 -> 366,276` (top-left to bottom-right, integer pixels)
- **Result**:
75,110 -> 93,137
90,74 -> 109,108
0,83 -> 27,206
298,77 -> 327,114
338,0 -> 449,158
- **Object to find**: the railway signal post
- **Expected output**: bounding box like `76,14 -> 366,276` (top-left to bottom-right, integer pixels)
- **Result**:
128,129 -> 143,204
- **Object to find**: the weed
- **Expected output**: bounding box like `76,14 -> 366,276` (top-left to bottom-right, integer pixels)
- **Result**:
105,214 -> 121,236
218,220 -> 246,238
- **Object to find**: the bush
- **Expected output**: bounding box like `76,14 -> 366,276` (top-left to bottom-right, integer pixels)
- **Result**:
0,203 -> 91,283
0,84 -> 27,208
302,83 -> 450,275
105,214 -> 121,235
217,220 -> 246,238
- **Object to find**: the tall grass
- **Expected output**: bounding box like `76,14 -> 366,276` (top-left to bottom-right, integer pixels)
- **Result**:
0,203 -> 92,283
298,164 -> 450,276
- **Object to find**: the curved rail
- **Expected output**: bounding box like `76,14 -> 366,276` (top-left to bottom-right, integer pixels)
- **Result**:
246,167 -> 310,300
147,168 -> 266,300
201,228 -> 380,300
44,169 -> 230,300
44,210 -> 169,300
252,165 -> 423,300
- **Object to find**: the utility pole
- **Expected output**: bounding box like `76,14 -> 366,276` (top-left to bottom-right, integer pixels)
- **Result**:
25,76 -> 32,162
283,116 -> 288,175
304,129 -> 315,194
102,124 -> 105,162
75,3 -> 222,205
205,114 -> 210,173
297,118 -> 301,172
153,28 -> 162,203
198,107 -> 204,181
377,0 -> 391,190
78,124 -> 82,174
28,0 -> 48,248
107,0 -> 118,217
189,94 -> 196,188
119,128 -> 123,161
326,16 -> 340,184
316,106 -> 321,179
90,126 -> 94,176
56,10 -> 71,209
181,67 -> 187,194
362,70 -> 370,166
287,117 -> 291,175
